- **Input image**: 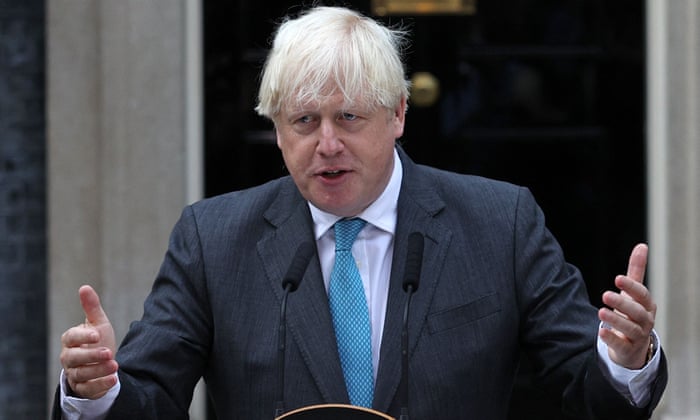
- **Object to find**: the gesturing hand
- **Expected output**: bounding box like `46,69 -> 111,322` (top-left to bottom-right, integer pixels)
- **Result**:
60,285 -> 119,399
598,244 -> 656,370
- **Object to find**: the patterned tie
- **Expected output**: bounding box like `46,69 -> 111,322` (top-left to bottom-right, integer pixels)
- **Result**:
328,218 -> 374,408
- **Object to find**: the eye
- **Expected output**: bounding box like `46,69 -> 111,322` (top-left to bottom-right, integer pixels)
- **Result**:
341,112 -> 358,121
290,114 -> 318,135
297,115 -> 314,124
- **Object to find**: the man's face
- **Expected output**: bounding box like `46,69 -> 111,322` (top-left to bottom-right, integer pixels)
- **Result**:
275,93 -> 406,217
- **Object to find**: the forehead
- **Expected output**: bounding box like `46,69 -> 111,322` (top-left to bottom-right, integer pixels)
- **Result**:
283,93 -> 376,115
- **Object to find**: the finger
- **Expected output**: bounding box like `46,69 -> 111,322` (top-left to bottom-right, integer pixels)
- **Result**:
66,359 -> 119,385
614,275 -> 656,312
602,288 -> 655,330
598,325 -> 639,359
626,243 -> 648,284
68,367 -> 119,400
598,315 -> 651,370
79,285 -> 110,327
598,306 -> 650,340
61,325 -> 100,348
61,346 -> 114,369
598,322 -> 626,346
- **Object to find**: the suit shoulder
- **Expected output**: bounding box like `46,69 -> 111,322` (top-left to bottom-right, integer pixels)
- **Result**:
192,177 -> 295,212
180,176 -> 301,232
417,163 -> 526,204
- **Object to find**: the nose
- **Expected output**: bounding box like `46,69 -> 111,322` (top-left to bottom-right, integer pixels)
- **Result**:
316,119 -> 343,156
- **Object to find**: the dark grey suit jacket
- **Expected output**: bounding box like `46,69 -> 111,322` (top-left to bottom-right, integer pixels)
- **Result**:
54,148 -> 667,419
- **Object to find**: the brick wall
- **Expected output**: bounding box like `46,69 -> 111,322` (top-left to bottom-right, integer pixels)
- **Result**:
0,0 -> 47,418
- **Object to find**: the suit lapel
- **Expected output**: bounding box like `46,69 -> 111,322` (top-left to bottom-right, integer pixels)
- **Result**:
373,150 -> 453,412
256,179 -> 348,403
255,150 -> 455,410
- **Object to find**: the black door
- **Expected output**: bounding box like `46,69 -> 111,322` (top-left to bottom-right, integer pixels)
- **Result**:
204,1 -> 646,418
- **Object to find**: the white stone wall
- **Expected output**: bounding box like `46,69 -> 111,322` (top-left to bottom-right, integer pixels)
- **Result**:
647,0 -> 700,418
46,0 -> 203,417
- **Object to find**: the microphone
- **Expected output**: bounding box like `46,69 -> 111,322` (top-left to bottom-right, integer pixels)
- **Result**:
282,241 -> 314,292
400,232 -> 424,420
275,241 -> 315,418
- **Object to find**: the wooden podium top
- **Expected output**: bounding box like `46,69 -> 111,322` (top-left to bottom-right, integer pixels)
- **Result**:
275,404 -> 395,420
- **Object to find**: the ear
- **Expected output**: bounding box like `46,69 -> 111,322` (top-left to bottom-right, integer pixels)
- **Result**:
392,96 -> 407,138
273,122 -> 283,149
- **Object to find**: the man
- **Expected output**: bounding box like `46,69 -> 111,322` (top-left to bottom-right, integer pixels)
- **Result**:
56,6 -> 667,419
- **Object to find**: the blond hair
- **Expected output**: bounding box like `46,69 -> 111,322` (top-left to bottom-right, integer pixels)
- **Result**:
255,6 -> 411,119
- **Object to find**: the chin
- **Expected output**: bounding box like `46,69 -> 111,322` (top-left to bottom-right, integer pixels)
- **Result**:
318,203 -> 359,218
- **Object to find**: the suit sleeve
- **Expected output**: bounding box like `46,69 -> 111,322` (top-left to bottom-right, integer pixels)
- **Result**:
575,347 -> 668,419
511,187 -> 667,419
105,205 -> 212,419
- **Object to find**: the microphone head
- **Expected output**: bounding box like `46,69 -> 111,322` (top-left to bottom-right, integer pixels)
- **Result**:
282,241 -> 315,292
403,232 -> 424,292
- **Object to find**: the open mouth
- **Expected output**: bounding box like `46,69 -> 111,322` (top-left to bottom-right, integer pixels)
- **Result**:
321,169 -> 347,179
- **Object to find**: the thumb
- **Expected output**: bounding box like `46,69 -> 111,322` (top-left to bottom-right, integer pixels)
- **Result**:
79,285 -> 110,327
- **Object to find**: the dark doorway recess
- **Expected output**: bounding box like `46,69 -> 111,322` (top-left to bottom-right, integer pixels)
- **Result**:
204,1 -> 646,419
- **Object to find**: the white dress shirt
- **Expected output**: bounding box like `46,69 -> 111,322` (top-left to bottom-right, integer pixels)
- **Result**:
308,148 -> 403,378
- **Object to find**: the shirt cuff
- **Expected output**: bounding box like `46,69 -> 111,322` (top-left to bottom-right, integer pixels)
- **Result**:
596,326 -> 661,407
60,369 -> 120,420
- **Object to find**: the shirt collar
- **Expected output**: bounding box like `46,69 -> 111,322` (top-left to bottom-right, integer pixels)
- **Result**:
309,148 -> 402,239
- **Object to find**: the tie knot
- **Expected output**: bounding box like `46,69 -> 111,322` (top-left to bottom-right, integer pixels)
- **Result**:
334,218 -> 366,251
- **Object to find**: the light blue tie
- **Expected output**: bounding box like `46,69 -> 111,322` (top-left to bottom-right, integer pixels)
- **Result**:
328,218 -> 374,408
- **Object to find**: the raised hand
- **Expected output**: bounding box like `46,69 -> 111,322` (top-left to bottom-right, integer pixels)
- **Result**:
60,285 -> 119,399
598,244 -> 656,369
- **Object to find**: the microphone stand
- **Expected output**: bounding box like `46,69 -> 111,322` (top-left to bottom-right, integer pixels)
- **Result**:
275,282 -> 293,418
274,242 -> 314,419
400,232 -> 424,420
400,283 -> 416,420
